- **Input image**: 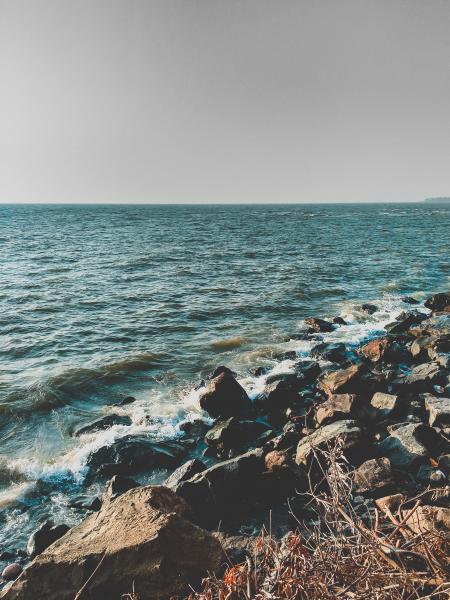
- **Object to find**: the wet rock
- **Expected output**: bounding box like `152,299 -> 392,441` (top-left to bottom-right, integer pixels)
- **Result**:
401,296 -> 419,305
1,564 -> 22,582
370,392 -> 401,418
333,316 -> 347,325
304,317 -> 334,333
259,376 -> 302,413
401,505 -> 450,533
115,396 -> 136,406
277,350 -> 297,361
249,366 -> 269,377
359,337 -> 409,364
178,419 -> 208,438
4,487 -> 223,600
87,436 -> 187,478
352,457 -> 395,497
410,315 -> 450,338
73,414 -> 132,437
293,360 -> 322,384
176,449 -> 265,526
27,521 -> 70,557
378,423 -> 444,470
424,292 -> 450,313
205,418 -> 269,456
393,362 -> 447,393
69,495 -> 101,511
102,475 -> 139,502
319,364 -> 371,396
361,303 -> 378,315
199,371 -> 251,419
164,459 -> 206,489
295,420 -> 363,466
209,365 -> 237,379
310,342 -> 348,364
423,394 -> 450,428
315,394 -> 373,426
385,311 -> 428,335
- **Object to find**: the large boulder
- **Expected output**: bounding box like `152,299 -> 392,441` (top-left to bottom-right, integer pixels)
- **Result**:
392,362 -> 447,393
198,371 -> 251,419
422,394 -> 450,428
2,487 -> 223,600
175,449 -> 265,526
295,420 -> 363,466
318,364 -> 372,396
315,394 -> 373,426
378,423 -> 446,470
424,292 -> 450,313
204,418 -> 269,456
259,375 -> 303,413
86,435 -> 187,478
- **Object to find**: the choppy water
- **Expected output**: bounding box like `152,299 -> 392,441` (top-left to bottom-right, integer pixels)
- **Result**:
0,202 -> 449,555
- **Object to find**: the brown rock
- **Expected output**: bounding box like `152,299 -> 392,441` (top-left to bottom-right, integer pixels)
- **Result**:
1,486 -> 223,600
319,364 -> 368,396
401,505 -> 450,534
1,564 -> 22,582
370,392 -> 401,417
315,393 -> 372,426
424,292 -> 450,313
304,317 -> 334,333
423,394 -> 450,428
375,493 -> 406,513
352,457 -> 395,496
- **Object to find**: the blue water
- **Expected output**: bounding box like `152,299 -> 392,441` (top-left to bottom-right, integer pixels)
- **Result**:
0,202 -> 448,553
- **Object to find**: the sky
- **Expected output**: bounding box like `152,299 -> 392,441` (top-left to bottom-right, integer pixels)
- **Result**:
0,0 -> 449,204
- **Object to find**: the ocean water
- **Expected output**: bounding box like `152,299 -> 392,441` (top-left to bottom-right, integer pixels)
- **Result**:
0,202 -> 449,554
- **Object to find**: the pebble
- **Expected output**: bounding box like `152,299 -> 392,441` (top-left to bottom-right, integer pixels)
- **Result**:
2,563 -> 22,581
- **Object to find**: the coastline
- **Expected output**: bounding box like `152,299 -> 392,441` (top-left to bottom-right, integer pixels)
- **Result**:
1,290 -> 449,599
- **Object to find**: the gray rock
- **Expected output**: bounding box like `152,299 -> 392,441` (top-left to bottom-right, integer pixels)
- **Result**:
315,394 -> 373,426
69,495 -> 101,511
393,362 -> 447,392
204,418 -> 269,455
352,457 -> 395,497
310,342 -> 348,364
378,423 -> 444,470
1,563 -> 22,581
102,475 -> 140,502
295,420 -> 362,465
385,311 -> 428,334
370,392 -> 401,418
164,459 -> 206,489
423,394 -> 450,428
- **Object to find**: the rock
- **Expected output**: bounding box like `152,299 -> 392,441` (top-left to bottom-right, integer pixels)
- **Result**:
352,457 -> 395,497
86,435 -> 187,478
265,449 -> 292,472
315,394 -> 373,426
204,418 -> 269,455
409,316 -> 450,338
259,376 -> 301,413
310,342 -> 348,364
73,414 -> 132,436
178,419 -> 208,438
375,493 -> 406,513
424,292 -> 450,313
393,363 -> 447,393
69,495 -> 101,511
423,394 -> 450,428
198,371 -> 251,419
102,475 -> 139,502
3,486 -> 223,600
295,420 -> 363,466
385,311 -> 428,335
361,303 -> 378,315
319,364 -> 370,396
402,296 -> 419,305
115,396 -> 136,406
293,360 -> 322,384
378,423 -> 444,470
401,505 -> 450,533
359,337 -> 409,364
370,392 -> 401,418
164,459 -> 206,489
1,564 -> 22,582
27,521 -> 70,557
438,454 -> 450,473
333,316 -> 347,325
416,465 -> 446,486
304,317 -> 334,333
176,449 -> 265,526
209,365 -> 236,379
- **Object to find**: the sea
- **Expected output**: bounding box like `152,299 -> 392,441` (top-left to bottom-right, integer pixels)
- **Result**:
0,202 -> 449,556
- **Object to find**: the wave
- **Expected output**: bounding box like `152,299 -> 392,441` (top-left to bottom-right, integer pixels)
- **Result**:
211,336 -> 249,350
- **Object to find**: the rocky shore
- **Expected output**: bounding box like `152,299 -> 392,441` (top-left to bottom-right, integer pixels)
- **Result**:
1,292 -> 450,599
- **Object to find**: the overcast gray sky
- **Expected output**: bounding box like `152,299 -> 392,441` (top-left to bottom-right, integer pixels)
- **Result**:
0,0 -> 449,203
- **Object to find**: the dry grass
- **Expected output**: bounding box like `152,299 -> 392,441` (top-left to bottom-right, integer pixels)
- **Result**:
187,443 -> 450,600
